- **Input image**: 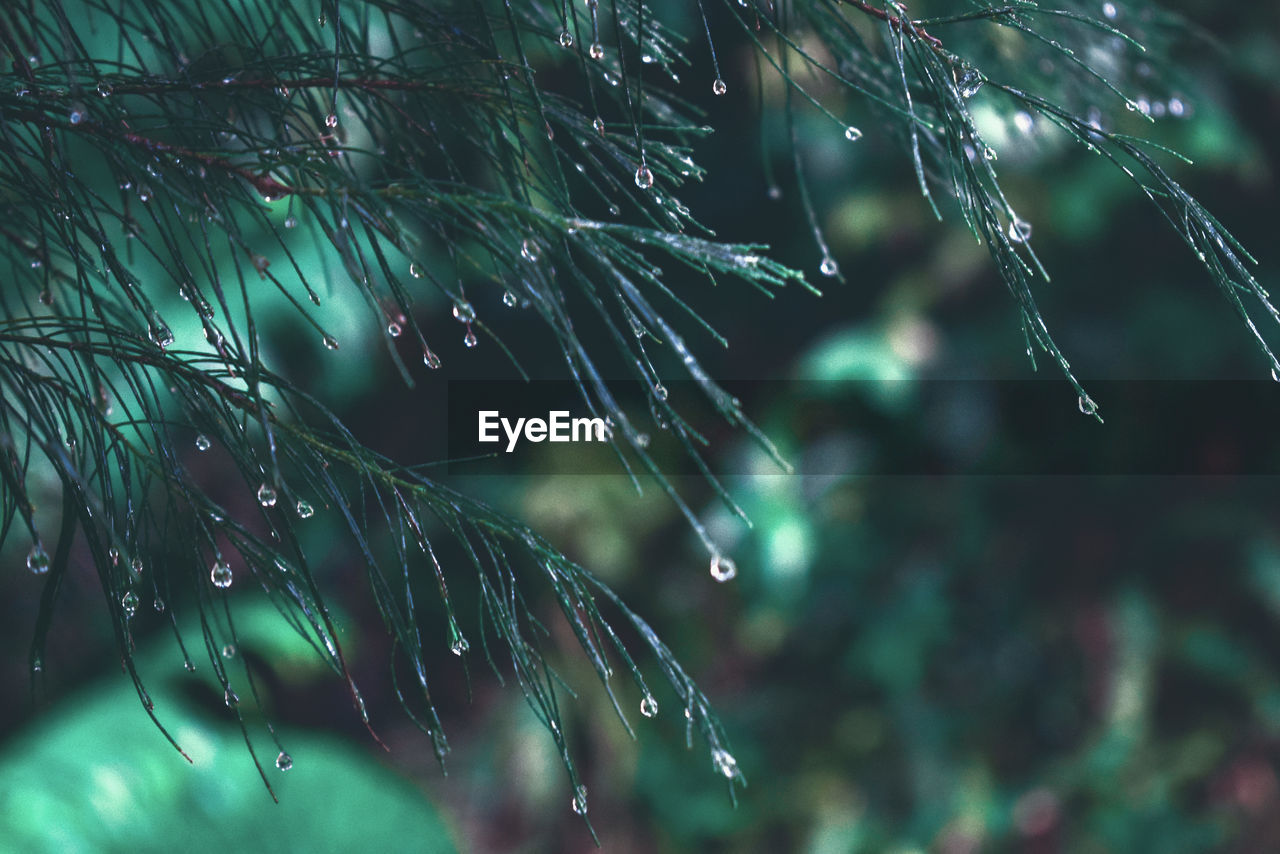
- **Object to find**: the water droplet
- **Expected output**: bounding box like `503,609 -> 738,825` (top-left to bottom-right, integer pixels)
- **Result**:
69,107 -> 85,125
463,330 -> 478,348
325,113 -> 338,128
559,30 -> 574,48
710,553 -> 737,582
210,560 -> 233,589
640,695 -> 658,717
195,434 -> 211,451
387,321 -> 402,337
819,256 -> 839,277
96,81 -> 113,97
589,42 -> 604,61
1078,395 -> 1098,416
296,500 -> 314,518
108,547 -> 120,566
502,290 -> 518,308
653,383 -> 668,401
423,350 -> 442,369
275,751 -> 293,771
767,185 -> 782,201
148,319 -> 174,349
844,126 -> 863,142
452,301 -> 476,323
634,164 -> 654,189
957,68 -> 983,99
122,591 -> 139,618
450,636 -> 469,656
571,785 -> 588,815
1008,218 -> 1033,243
222,644 -> 236,658
1272,367 -> 1279,383
27,545 -> 50,575
257,484 -> 278,507
284,215 -> 298,229
712,78 -> 727,96
322,334 -> 339,350
153,598 -> 165,612
1102,2 -> 1117,19
711,747 -> 738,778
130,556 -> 143,575
409,261 -> 424,279
521,239 -> 539,262
635,432 -> 650,448
983,146 -> 997,161
224,688 -> 239,707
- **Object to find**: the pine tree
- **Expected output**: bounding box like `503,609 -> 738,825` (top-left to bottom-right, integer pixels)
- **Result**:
0,0 -> 1267,823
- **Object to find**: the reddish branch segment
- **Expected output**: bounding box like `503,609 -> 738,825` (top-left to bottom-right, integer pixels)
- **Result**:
840,0 -> 945,51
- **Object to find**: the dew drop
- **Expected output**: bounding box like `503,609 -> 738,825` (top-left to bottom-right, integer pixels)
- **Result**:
503,290 -> 517,307
122,591 -> 139,618
275,751 -> 293,771
640,695 -> 658,717
711,747 -> 738,779
1008,218 -> 1033,243
148,319 -> 174,349
322,334 -> 339,350
222,644 -> 236,658
423,350 -> 442,369
819,256 -> 839,277
153,598 -> 165,613
844,126 -> 863,142
571,785 -> 588,815
224,688 -> 239,707
27,545 -> 50,575
410,261 -> 424,278
712,78 -> 727,96
589,42 -> 604,61
653,383 -> 668,402
257,484 -> 278,507
559,30 -> 574,48
957,68 -> 983,99
452,301 -> 476,323
387,321 -> 402,337
451,636 -> 469,656
69,107 -> 85,125
284,215 -> 298,229
983,146 -> 997,161
324,113 -> 338,128
130,557 -> 144,576
1078,395 -> 1098,416
108,547 -> 120,566
97,81 -> 113,97
520,239 -> 539,262
634,164 -> 654,189
463,330 -> 478,348
296,500 -> 314,519
710,553 -> 737,582
210,560 -> 233,589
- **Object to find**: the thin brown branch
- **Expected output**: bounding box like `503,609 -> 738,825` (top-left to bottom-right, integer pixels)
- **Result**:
840,0 -> 945,51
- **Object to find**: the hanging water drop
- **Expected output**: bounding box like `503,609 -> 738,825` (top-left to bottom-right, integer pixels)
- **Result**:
69,107 -> 86,125
463,330 -> 478,348
640,695 -> 658,718
27,545 -> 50,575
957,67 -> 983,99
451,636 -> 469,656
571,785 -> 588,816
275,751 -> 293,771
983,146 -> 997,161
592,117 -> 605,135
844,126 -> 863,142
521,239 -> 539,262
712,78 -> 727,96
423,350 -> 442,369
711,747 -> 739,779
153,598 -> 165,613
97,81 -> 113,97
503,290 -> 517,307
257,483 -> 278,507
1008,218 -> 1033,243
121,591 -> 139,618
653,383 -> 668,401
284,215 -> 298,229
224,688 -> 239,707
559,30 -> 574,48
195,434 -> 211,451
210,560 -> 233,589
410,261 -> 424,278
452,301 -> 476,323
324,113 -> 338,128
148,318 -> 174,349
710,553 -> 737,582
322,334 -> 339,350
387,321 -> 402,337
130,556 -> 144,576
589,42 -> 604,61
1078,395 -> 1098,416
296,500 -> 314,519
819,256 -> 839,277
634,164 -> 654,190
222,644 -> 236,658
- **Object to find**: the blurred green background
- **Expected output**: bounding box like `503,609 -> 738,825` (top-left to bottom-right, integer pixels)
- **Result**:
3,1 -> 1280,852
